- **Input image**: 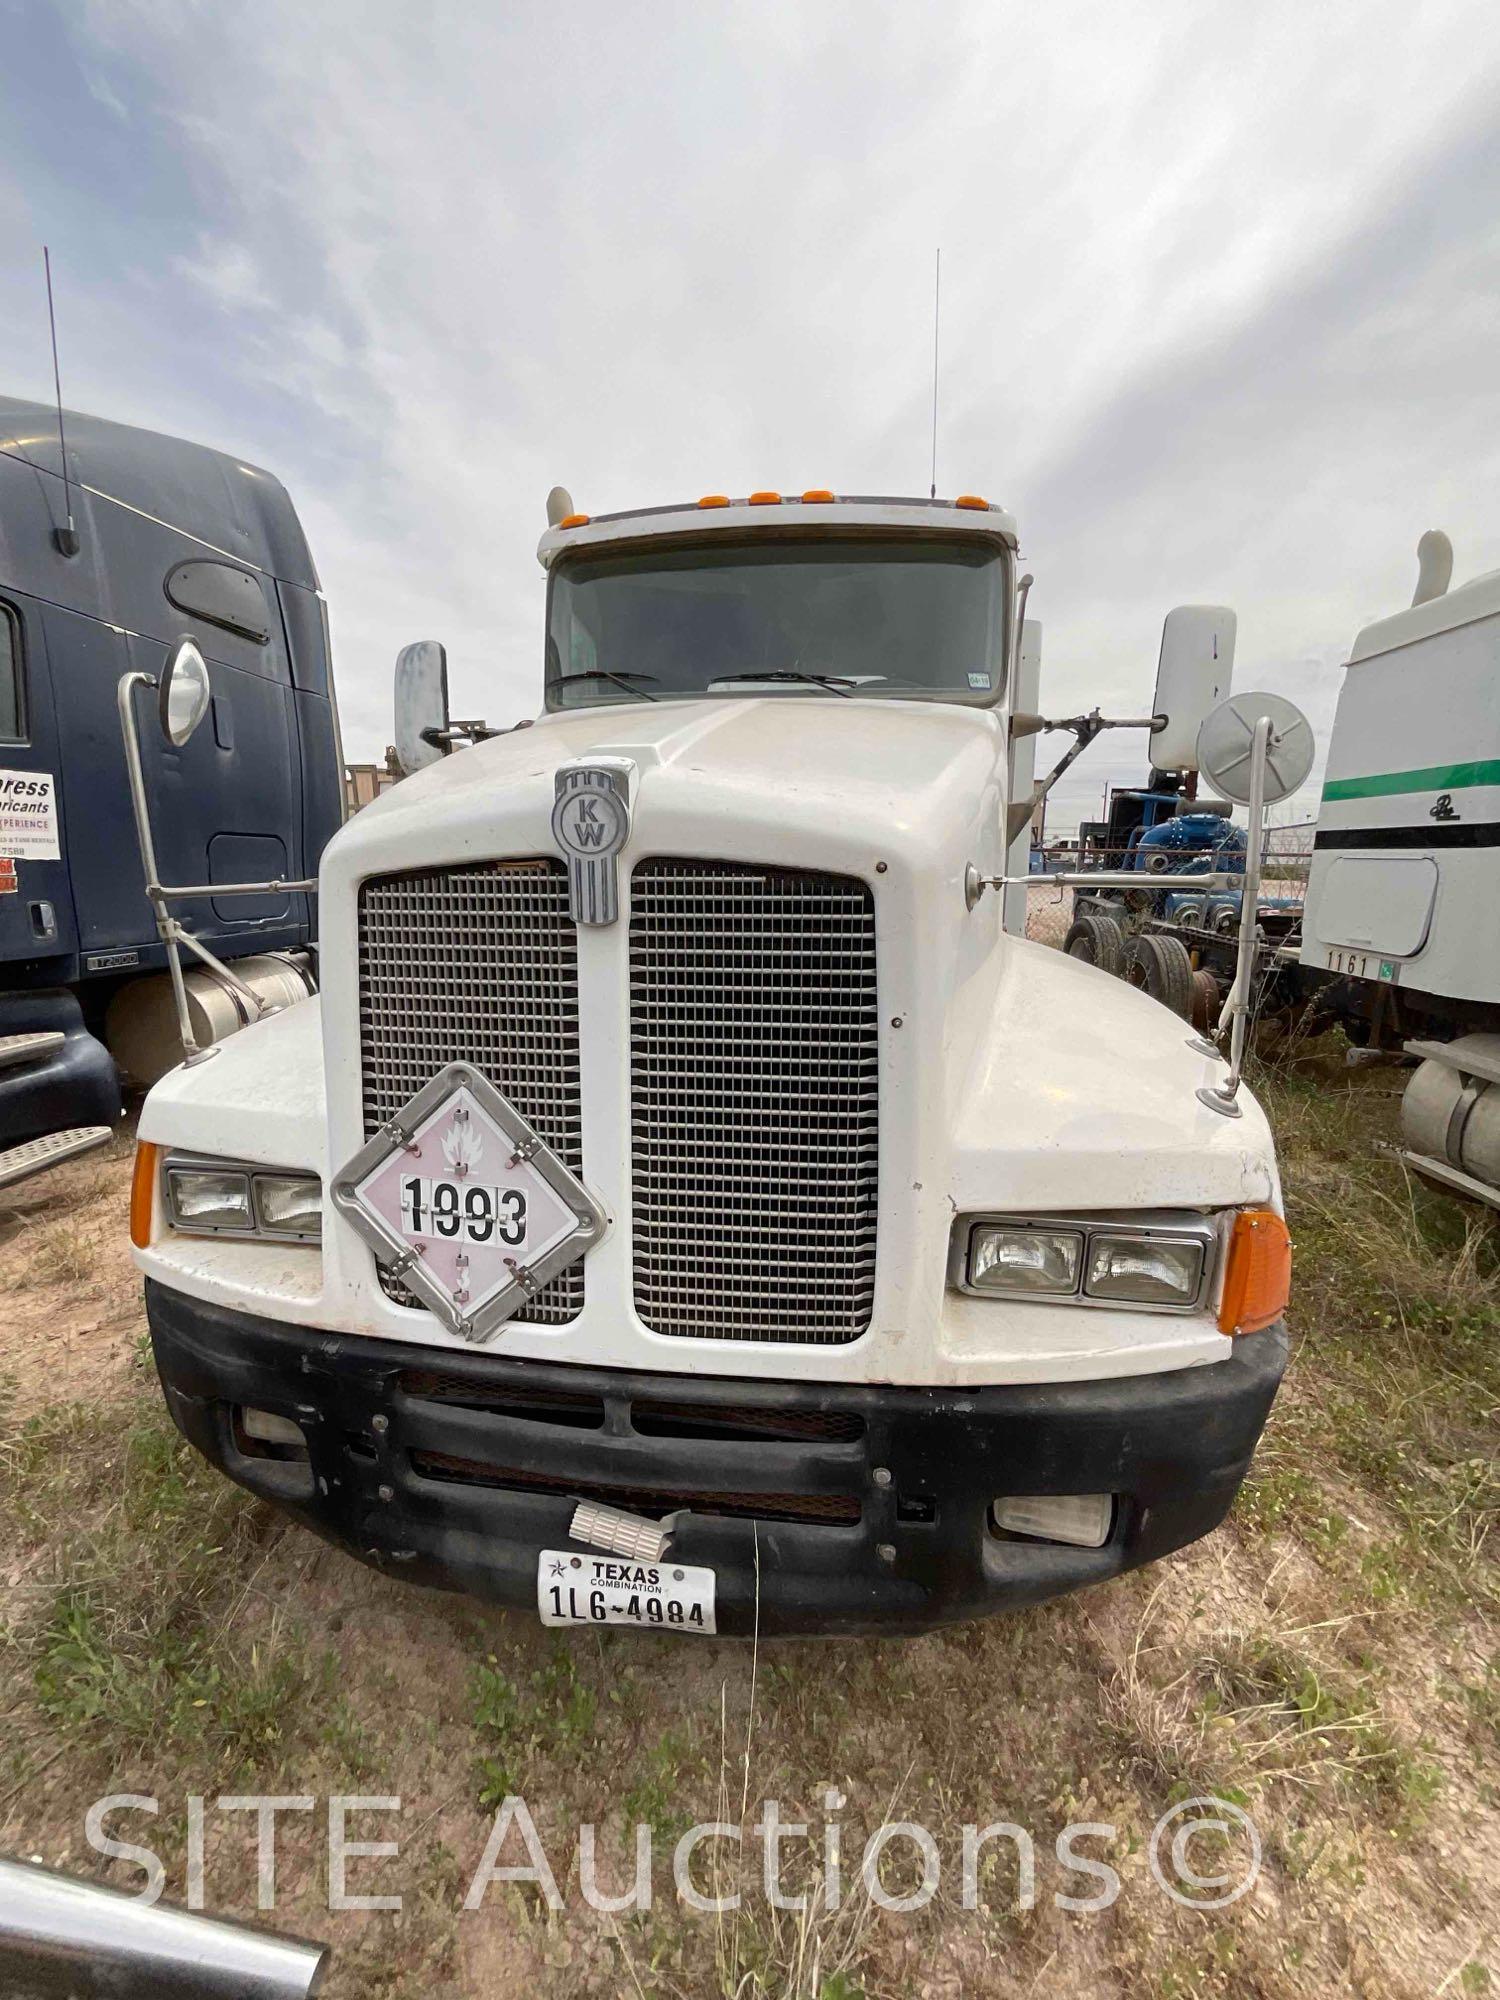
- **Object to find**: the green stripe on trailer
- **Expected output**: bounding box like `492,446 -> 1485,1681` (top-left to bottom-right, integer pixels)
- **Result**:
1322,759 -> 1500,803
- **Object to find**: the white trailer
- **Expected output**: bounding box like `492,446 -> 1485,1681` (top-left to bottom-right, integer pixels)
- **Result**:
126,489 -> 1291,1637
1301,536 -> 1500,1204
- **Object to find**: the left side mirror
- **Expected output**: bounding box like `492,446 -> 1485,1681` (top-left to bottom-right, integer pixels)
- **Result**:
393,640 -> 450,776
158,636 -> 212,747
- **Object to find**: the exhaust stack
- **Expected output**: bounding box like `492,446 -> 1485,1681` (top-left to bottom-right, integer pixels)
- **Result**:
0,1857 -> 328,1998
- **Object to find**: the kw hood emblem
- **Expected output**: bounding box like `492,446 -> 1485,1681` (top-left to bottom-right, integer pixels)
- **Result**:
552,760 -> 633,924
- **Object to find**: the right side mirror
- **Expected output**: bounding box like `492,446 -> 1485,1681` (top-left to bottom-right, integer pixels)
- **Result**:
1150,606 -> 1236,773
393,640 -> 450,775
1196,691 -> 1315,808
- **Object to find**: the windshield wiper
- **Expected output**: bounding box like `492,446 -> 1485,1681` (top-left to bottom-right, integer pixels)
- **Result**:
549,669 -> 661,702
708,670 -> 854,698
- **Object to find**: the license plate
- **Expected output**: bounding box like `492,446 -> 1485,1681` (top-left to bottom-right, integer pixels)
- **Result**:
1326,947 -> 1398,983
1327,947 -> 1373,978
537,1549 -> 716,1634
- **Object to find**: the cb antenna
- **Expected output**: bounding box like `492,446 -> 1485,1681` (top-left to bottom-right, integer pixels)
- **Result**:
44,247 -> 79,558
929,247 -> 941,500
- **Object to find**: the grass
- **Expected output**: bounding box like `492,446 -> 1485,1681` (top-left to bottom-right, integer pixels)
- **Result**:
1,1400 -> 336,1801
0,1056 -> 1495,1998
0,1209 -> 100,1293
470,1647 -> 601,1810
1250,1056 -> 1499,1628
1193,1630 -> 1442,1816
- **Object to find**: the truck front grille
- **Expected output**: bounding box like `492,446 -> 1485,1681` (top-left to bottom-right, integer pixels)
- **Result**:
358,859 -> 584,1323
629,859 -> 879,1344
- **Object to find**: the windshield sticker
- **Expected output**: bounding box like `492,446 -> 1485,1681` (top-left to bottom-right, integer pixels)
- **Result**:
968,672 -> 992,690
0,770 -> 60,860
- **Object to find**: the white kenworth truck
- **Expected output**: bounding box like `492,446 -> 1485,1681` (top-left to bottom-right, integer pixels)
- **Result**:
129,489 -> 1291,1638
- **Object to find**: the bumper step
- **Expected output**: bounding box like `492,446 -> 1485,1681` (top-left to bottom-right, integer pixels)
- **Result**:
0,1125 -> 113,1190
0,1031 -> 66,1073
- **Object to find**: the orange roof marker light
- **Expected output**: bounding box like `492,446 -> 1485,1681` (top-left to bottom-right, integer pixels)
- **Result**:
697,494 -> 731,509
802,489 -> 836,504
558,512 -> 590,529
747,490 -> 782,505
954,494 -> 991,511
1217,1208 -> 1292,1336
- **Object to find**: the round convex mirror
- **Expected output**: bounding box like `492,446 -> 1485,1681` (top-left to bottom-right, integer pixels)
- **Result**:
1195,690 -> 1314,807
158,636 -> 212,747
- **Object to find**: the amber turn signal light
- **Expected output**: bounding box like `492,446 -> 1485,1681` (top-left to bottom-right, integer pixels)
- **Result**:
130,1140 -> 160,1250
1217,1208 -> 1291,1335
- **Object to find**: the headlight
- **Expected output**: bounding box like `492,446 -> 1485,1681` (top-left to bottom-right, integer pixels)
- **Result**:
969,1224 -> 1082,1295
164,1158 -> 321,1242
1085,1231 -> 1204,1306
166,1166 -> 253,1233
254,1173 -> 323,1240
959,1212 -> 1215,1312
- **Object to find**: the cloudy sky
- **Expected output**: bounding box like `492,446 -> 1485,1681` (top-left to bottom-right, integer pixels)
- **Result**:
3,0 -> 1498,826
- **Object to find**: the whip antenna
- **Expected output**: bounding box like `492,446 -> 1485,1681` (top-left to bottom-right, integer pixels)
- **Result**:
44,247 -> 79,557
929,247 -> 941,500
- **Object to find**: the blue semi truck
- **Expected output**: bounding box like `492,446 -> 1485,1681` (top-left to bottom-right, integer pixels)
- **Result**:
0,394 -> 344,1185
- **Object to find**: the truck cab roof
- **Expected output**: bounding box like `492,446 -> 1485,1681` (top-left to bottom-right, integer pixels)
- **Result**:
1349,561 -> 1500,665
537,492 -> 1018,568
0,394 -> 319,589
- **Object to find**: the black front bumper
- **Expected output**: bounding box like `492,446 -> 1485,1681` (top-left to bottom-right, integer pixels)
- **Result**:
145,1281 -> 1287,1638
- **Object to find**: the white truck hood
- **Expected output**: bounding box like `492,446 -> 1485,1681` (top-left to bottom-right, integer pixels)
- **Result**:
334,695 -> 1007,876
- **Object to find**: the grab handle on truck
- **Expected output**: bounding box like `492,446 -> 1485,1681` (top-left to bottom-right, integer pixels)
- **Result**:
118,650 -> 318,1069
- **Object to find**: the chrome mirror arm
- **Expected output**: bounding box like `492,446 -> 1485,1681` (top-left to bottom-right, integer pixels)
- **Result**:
1196,712 -> 1273,1119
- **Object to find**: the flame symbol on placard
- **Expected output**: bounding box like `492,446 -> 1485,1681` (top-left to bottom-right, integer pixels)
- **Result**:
442,1119 -> 484,1180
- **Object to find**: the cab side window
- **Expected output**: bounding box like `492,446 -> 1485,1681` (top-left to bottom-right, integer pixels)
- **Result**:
0,605 -> 24,742
164,560 -> 270,643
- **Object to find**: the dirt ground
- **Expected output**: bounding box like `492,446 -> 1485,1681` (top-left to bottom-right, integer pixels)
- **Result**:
1,1024 -> 1496,1996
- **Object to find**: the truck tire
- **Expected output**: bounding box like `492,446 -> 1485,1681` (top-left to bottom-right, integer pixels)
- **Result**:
1125,934 -> 1195,1019
1064,914 -> 1125,977
1190,967 -> 1221,1033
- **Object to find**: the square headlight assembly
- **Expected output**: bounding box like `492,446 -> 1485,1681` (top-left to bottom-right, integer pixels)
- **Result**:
968,1223 -> 1083,1296
254,1173 -> 323,1241
1084,1231 -> 1205,1307
165,1166 -> 253,1234
961,1213 -> 1214,1312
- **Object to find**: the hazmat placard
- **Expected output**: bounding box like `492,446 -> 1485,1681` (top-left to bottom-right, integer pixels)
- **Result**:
0,769 -> 60,860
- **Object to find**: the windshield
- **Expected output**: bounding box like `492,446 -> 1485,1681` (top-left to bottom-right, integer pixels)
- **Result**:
545,534 -> 1009,709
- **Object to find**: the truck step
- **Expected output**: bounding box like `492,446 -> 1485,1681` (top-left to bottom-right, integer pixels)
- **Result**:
0,1031 -> 67,1073
0,1126 -> 114,1191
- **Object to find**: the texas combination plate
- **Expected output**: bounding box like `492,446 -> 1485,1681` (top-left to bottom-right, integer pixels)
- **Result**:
538,1550 -> 717,1632
333,1064 -> 717,1632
